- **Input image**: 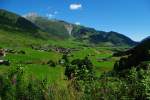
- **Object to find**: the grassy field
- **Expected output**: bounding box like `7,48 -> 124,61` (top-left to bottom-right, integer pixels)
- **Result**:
0,29 -> 124,88
0,46 -> 120,85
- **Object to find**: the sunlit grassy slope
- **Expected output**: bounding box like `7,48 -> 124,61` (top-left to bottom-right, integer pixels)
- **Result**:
0,28 -> 123,88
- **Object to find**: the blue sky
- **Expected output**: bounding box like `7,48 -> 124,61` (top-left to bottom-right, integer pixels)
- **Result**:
0,0 -> 150,41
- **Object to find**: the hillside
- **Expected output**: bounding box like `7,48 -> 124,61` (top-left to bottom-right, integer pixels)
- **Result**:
89,31 -> 137,46
0,9 -> 138,47
0,9 -> 49,39
25,15 -> 71,39
114,37 -> 150,71
25,13 -> 137,46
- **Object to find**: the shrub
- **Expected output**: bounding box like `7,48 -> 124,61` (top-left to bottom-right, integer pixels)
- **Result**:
47,60 -> 56,67
65,57 -> 94,80
0,65 -> 84,100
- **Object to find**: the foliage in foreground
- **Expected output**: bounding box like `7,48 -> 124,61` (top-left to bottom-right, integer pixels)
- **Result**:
0,65 -> 84,100
1,57 -> 150,100
93,67 -> 150,99
63,57 -> 150,99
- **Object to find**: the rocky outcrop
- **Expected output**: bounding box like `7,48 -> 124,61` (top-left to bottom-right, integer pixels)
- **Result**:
64,24 -> 73,36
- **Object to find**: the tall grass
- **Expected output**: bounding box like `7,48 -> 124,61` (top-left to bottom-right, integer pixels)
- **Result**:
0,66 -> 84,100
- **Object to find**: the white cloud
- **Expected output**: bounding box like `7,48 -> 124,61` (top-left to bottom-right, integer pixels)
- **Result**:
23,12 -> 38,18
70,3 -> 82,10
46,13 -> 54,18
75,22 -> 80,25
23,10 -> 58,19
54,11 -> 58,14
46,11 -> 58,19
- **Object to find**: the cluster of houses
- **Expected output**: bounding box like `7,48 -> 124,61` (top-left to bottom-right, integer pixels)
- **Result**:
31,45 -> 80,54
0,49 -> 6,57
0,49 -> 9,65
0,48 -> 27,66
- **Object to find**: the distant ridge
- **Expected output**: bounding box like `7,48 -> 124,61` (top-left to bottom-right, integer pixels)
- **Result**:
0,9 -> 49,39
26,14 -> 137,46
114,36 -> 150,71
0,9 -> 138,46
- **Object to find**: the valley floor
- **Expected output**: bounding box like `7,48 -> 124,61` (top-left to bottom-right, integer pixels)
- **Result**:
0,39 -> 122,87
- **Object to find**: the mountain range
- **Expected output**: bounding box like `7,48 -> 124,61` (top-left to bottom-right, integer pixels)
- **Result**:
0,9 -> 138,46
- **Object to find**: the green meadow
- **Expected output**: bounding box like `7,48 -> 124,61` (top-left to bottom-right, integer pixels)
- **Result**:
0,34 -> 121,86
